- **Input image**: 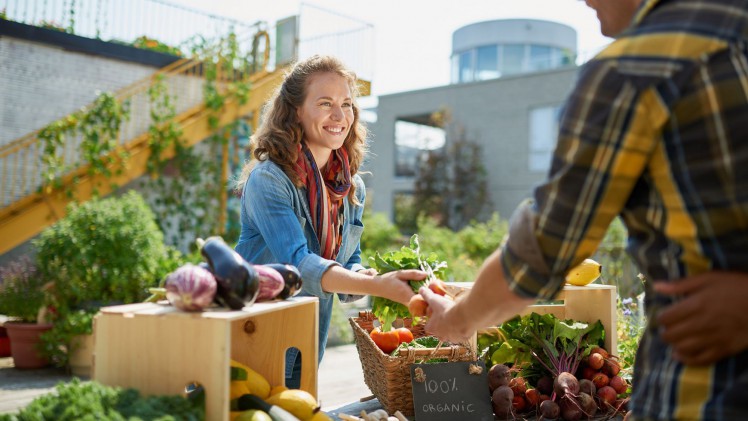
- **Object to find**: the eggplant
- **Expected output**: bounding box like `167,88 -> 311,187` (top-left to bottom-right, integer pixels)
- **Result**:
200,262 -> 244,310
264,263 -> 303,299
200,236 -> 260,310
253,265 -> 286,301
164,263 -> 217,311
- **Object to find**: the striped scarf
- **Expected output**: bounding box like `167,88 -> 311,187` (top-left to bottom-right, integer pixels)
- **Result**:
295,143 -> 352,260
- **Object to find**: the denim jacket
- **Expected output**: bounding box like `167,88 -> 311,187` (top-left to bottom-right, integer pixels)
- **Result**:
235,159 -> 366,372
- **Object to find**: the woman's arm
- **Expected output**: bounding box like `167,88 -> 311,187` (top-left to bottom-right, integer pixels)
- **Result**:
322,265 -> 424,306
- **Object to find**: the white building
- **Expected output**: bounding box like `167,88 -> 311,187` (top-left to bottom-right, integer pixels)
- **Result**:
366,19 -> 581,223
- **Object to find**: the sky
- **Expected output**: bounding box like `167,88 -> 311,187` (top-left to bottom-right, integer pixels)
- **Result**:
169,0 -> 612,99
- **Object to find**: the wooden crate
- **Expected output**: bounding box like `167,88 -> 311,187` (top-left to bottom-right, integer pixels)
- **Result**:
447,283 -> 618,353
93,297 -> 319,421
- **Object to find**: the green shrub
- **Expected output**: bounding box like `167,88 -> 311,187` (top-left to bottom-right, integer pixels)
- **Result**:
0,378 -> 203,421
360,211 -> 405,263
34,191 -> 178,307
33,191 -> 185,367
416,213 -> 507,282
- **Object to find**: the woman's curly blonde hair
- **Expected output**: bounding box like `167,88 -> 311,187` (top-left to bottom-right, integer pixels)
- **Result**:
236,55 -> 368,204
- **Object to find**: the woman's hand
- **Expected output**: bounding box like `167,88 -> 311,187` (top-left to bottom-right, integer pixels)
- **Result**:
655,271 -> 748,366
372,270 -> 426,305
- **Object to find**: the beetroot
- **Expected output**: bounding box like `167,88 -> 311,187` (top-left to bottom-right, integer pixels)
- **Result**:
509,376 -> 527,396
492,385 -> 514,418
165,264 -> 217,311
536,375 -> 554,395
581,366 -> 598,381
610,375 -> 628,394
590,346 -> 609,359
579,378 -> 596,396
578,392 -> 597,417
603,359 -> 621,377
525,388 -> 542,406
560,396 -> 583,421
592,372 -> 610,389
511,395 -> 526,412
554,372 -> 580,397
588,352 -> 605,370
539,399 -> 560,419
597,385 -> 617,407
488,364 -> 512,392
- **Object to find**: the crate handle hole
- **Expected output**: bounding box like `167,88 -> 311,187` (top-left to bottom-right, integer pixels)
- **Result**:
284,347 -> 304,389
184,381 -> 206,407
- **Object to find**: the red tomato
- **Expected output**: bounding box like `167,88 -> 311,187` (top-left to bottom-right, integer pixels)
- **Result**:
395,327 -> 414,344
370,327 -> 400,354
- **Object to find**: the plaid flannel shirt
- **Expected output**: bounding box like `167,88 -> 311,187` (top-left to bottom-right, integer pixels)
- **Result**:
502,0 -> 748,418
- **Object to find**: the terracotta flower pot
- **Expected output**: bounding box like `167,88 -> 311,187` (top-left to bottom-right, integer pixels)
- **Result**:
0,326 -> 10,357
4,322 -> 53,369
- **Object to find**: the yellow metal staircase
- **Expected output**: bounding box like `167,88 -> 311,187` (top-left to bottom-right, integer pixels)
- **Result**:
0,35 -> 285,255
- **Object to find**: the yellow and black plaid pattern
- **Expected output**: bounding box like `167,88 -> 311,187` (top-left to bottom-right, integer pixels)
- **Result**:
502,0 -> 748,419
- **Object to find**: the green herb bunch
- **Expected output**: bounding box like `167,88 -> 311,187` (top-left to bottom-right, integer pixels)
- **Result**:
368,234 -> 447,331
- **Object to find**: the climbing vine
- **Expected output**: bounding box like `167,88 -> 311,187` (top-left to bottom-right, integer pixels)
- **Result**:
38,32 -> 254,250
38,92 -> 130,197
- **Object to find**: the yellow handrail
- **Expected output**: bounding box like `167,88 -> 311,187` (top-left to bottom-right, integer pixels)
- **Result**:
0,28 -> 271,210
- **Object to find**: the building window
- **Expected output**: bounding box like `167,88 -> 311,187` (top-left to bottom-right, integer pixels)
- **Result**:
458,50 -> 474,83
528,45 -> 552,71
500,44 -> 525,76
528,105 -> 561,172
476,45 -> 499,80
394,119 -> 446,177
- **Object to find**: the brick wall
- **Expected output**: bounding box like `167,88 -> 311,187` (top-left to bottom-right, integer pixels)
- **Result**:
0,37 -> 158,145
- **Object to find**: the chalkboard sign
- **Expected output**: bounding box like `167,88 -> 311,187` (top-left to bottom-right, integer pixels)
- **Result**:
410,361 -> 493,421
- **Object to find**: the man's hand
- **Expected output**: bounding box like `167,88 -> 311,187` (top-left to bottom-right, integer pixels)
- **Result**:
419,286 -> 473,343
654,271 -> 748,366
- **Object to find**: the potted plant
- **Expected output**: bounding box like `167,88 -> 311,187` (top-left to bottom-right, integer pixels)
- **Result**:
33,191 -> 184,375
0,256 -> 53,369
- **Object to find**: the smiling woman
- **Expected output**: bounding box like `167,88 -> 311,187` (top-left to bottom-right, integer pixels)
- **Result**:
232,54 -> 427,389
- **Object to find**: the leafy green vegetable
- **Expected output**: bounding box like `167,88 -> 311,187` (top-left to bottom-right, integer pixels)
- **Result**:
392,336 -> 449,363
0,379 -> 204,421
478,312 -> 605,382
368,235 -> 448,331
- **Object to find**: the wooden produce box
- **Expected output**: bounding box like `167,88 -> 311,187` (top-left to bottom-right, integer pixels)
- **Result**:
446,283 -> 618,354
93,297 -> 319,421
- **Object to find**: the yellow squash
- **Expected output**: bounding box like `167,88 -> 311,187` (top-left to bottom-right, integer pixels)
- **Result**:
265,389 -> 320,420
230,359 -> 271,399
565,258 -> 602,286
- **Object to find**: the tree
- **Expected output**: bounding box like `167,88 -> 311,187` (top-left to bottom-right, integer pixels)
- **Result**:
413,109 -> 492,231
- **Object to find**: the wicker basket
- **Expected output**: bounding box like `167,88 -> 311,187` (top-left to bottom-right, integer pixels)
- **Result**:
349,311 -> 474,416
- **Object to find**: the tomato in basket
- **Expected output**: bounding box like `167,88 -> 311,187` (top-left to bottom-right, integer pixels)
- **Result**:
395,327 -> 414,344
370,327 -> 400,353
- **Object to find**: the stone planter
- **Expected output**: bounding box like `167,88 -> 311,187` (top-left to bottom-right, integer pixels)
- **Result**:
4,322 -> 53,369
69,333 -> 94,377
